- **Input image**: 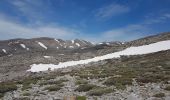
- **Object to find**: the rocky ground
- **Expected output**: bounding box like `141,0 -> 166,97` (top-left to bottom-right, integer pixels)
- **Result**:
0,50 -> 170,100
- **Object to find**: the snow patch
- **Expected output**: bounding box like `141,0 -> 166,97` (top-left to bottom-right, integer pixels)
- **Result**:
8,42 -> 12,46
56,47 -> 59,49
37,42 -> 47,49
20,44 -> 26,49
69,46 -> 74,48
8,54 -> 13,57
44,56 -> 51,58
54,39 -> 60,43
106,43 -> 110,45
26,48 -> 29,51
81,47 -> 86,49
75,43 -> 80,47
71,40 -> 74,44
28,40 -> 170,72
2,49 -> 7,53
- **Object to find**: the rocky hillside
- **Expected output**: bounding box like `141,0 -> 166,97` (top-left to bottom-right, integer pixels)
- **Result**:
126,32 -> 170,46
0,32 -> 170,100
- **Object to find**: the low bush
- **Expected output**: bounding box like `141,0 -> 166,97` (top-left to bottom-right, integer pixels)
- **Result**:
0,82 -> 17,93
17,77 -> 41,90
23,92 -> 31,96
87,87 -> 113,96
104,77 -> 132,90
164,86 -> 170,91
44,85 -> 62,91
75,79 -> 88,85
76,96 -> 86,100
0,93 -> 4,98
75,84 -> 96,92
153,93 -> 165,98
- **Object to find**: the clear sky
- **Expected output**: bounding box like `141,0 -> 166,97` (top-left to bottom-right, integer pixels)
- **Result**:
0,0 -> 170,42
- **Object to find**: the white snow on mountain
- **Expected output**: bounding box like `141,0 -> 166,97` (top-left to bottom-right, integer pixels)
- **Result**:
71,40 -> 74,44
28,40 -> 170,72
54,39 -> 60,43
44,56 -> 51,58
106,43 -> 110,45
98,43 -> 103,45
37,42 -> 47,49
69,46 -> 74,48
59,44 -> 63,47
2,49 -> 7,53
76,43 -> 80,47
26,48 -> 29,51
81,47 -> 86,49
8,54 -> 13,57
20,44 -> 26,49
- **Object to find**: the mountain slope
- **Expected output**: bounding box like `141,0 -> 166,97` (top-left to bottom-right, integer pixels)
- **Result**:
0,37 -> 93,57
0,32 -> 170,100
28,40 -> 170,72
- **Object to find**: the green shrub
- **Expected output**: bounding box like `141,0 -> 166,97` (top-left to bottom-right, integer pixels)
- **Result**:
44,85 -> 62,91
87,88 -> 113,96
0,82 -> 17,93
23,92 -> 31,96
76,96 -> 86,100
22,85 -> 32,91
17,77 -> 41,90
164,86 -> 170,91
0,93 -> 4,98
136,74 -> 167,83
17,77 -> 41,85
153,93 -> 165,98
75,79 -> 88,85
75,84 -> 96,92
104,77 -> 132,90
43,75 -> 56,80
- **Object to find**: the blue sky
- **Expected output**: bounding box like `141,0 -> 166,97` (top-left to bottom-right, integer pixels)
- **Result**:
0,0 -> 170,42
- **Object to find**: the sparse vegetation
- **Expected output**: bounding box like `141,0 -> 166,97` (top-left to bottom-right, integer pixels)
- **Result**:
87,87 -> 113,96
0,82 -> 17,94
39,78 -> 68,86
164,86 -> 170,91
17,77 -> 41,90
23,92 -> 31,96
75,79 -> 88,85
104,77 -> 132,90
0,93 -> 4,98
0,36 -> 170,99
153,93 -> 165,98
75,84 -> 96,92
76,96 -> 86,100
44,85 -> 62,91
